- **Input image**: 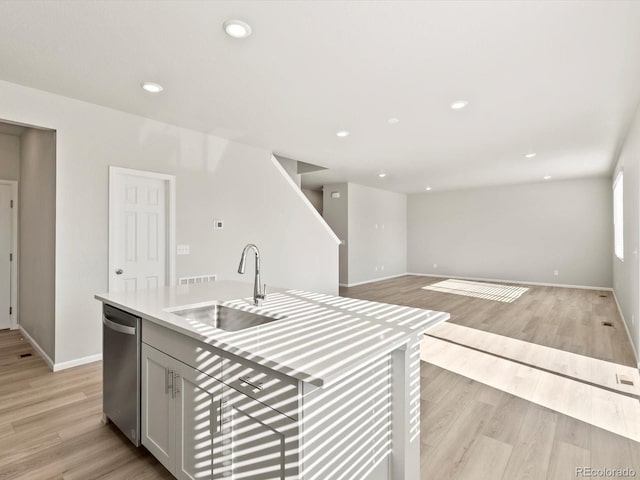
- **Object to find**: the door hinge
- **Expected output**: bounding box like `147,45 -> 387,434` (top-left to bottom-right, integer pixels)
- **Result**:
9,307 -> 12,315
10,200 -> 13,208
9,253 -> 12,262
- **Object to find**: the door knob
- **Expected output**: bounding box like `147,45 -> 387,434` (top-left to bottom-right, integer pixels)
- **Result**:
115,269 -> 123,275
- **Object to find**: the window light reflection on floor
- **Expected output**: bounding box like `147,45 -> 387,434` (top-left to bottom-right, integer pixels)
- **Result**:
421,325 -> 640,443
422,279 -> 529,303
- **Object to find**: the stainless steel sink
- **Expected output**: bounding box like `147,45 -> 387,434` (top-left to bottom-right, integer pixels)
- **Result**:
171,304 -> 284,331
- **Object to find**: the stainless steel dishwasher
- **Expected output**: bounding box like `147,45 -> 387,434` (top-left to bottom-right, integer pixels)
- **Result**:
103,304 -> 141,446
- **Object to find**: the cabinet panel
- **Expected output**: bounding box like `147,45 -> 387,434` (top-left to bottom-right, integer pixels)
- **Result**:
221,387 -> 299,480
174,360 -> 224,480
143,320 -> 223,380
223,354 -> 299,420
142,343 -> 175,473
300,355 -> 392,479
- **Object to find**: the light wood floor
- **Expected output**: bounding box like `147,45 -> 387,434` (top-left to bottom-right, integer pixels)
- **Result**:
342,275 -> 640,480
0,330 -> 173,480
0,274 -> 638,479
341,275 -> 637,366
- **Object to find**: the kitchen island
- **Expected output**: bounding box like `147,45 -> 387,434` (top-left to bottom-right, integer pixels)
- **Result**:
96,281 -> 449,480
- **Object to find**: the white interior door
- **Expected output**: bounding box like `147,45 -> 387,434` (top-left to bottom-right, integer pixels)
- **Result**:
0,184 -> 12,329
110,168 -> 172,293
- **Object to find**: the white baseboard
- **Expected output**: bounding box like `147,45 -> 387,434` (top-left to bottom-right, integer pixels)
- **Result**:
339,273 -> 408,288
407,272 -> 613,292
612,290 -> 640,370
53,353 -> 102,372
18,325 -> 54,371
18,325 -> 102,372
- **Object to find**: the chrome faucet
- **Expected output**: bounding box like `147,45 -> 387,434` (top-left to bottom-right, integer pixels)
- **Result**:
237,244 -> 266,306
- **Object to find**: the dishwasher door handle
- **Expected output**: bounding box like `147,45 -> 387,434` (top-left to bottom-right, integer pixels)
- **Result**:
103,317 -> 136,336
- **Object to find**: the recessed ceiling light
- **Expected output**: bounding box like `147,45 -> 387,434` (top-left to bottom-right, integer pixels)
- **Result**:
543,175 -> 552,180
224,19 -> 252,39
378,172 -> 387,178
387,117 -> 400,125
141,82 -> 163,93
524,153 -> 537,158
336,130 -> 350,138
450,100 -> 468,110
425,186 -> 432,191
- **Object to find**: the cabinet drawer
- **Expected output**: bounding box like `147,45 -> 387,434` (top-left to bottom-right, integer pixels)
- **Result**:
142,319 -> 223,380
223,354 -> 300,420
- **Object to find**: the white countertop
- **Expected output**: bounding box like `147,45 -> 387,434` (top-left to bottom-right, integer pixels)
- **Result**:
95,281 -> 450,387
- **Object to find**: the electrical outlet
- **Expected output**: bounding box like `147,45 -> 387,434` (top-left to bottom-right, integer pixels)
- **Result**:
213,219 -> 224,230
374,224 -> 378,230
433,263 -> 438,269
375,266 -> 379,272
381,265 -> 385,271
553,270 -> 559,276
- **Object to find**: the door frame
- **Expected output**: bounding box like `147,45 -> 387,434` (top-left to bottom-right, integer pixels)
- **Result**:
0,179 -> 18,330
108,166 -> 176,292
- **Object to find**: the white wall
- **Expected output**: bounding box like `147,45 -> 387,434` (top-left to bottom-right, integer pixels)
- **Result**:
302,188 -> 322,214
323,183 -> 407,286
323,183 -> 349,285
0,132 -> 20,181
408,178 -> 613,289
347,183 -> 407,285
0,80 -> 338,365
274,155 -> 301,188
613,106 -> 640,364
19,128 -> 56,360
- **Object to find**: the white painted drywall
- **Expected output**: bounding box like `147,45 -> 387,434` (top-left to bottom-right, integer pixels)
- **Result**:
274,155 -> 301,188
408,178 -> 613,289
19,128 -> 56,360
347,183 -> 407,285
612,106 -> 640,362
323,183 -> 407,286
0,80 -> 338,365
302,188 -> 322,214
0,132 -> 20,181
323,184 -> 349,285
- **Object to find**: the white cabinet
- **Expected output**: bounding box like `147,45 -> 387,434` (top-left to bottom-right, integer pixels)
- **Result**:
174,359 -> 224,480
141,344 -> 175,471
220,387 -> 298,479
140,319 -> 399,480
142,341 -> 299,479
142,343 -> 223,479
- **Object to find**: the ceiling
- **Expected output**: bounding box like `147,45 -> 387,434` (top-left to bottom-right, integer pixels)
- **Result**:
0,1 -> 639,192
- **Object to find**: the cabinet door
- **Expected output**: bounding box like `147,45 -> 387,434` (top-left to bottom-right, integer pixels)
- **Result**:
221,387 -> 299,480
174,359 -> 224,480
141,343 -> 176,473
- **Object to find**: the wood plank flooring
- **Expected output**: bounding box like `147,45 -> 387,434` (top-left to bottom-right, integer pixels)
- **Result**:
341,275 -> 637,366
0,274 -> 638,479
343,275 -> 640,480
0,331 -> 173,480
